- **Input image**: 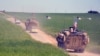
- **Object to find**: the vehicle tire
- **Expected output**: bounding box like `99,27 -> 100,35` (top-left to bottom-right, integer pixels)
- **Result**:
79,49 -> 84,53
74,49 -> 79,52
74,49 -> 84,53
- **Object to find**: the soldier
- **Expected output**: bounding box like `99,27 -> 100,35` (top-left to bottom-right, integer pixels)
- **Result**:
56,33 -> 65,48
25,19 -> 30,30
73,16 -> 79,32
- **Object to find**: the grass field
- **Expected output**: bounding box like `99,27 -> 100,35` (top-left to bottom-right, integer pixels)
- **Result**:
6,12 -> 100,53
0,13 -> 68,56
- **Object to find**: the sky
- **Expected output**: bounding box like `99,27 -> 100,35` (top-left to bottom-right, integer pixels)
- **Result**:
0,0 -> 100,13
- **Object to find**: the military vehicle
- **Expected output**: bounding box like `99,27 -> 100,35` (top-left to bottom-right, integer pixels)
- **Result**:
63,30 -> 89,52
56,17 -> 89,52
15,18 -> 21,24
25,19 -> 39,33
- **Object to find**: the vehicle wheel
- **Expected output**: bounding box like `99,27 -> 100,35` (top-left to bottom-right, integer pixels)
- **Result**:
74,49 -> 84,53
79,49 -> 84,53
74,49 -> 79,52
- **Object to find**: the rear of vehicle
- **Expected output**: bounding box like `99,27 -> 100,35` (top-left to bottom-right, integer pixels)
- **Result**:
31,27 -> 38,33
25,19 -> 39,33
65,33 -> 89,52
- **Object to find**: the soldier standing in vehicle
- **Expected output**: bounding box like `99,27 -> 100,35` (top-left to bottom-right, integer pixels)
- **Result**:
73,16 -> 79,32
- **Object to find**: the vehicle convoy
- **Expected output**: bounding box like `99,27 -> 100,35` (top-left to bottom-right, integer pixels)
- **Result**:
56,17 -> 89,52
25,19 -> 39,32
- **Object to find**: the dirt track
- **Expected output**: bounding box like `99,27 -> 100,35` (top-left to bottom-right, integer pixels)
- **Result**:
6,17 -> 57,46
1,12 -> 99,56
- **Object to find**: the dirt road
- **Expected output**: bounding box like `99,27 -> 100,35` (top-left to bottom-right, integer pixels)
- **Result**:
1,12 -> 99,56
6,17 -> 57,46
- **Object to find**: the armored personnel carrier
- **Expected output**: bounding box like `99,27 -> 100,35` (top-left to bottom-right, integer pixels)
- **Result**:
25,19 -> 39,33
63,29 -> 89,52
56,17 -> 89,52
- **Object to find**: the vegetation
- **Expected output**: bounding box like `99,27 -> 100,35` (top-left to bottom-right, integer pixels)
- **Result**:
88,10 -> 99,14
0,13 -> 68,56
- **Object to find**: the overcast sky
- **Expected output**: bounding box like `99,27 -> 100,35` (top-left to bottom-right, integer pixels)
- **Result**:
0,0 -> 100,13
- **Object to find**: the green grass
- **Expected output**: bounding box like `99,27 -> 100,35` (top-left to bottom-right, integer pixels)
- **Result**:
0,13 -> 68,56
6,12 -> 100,53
